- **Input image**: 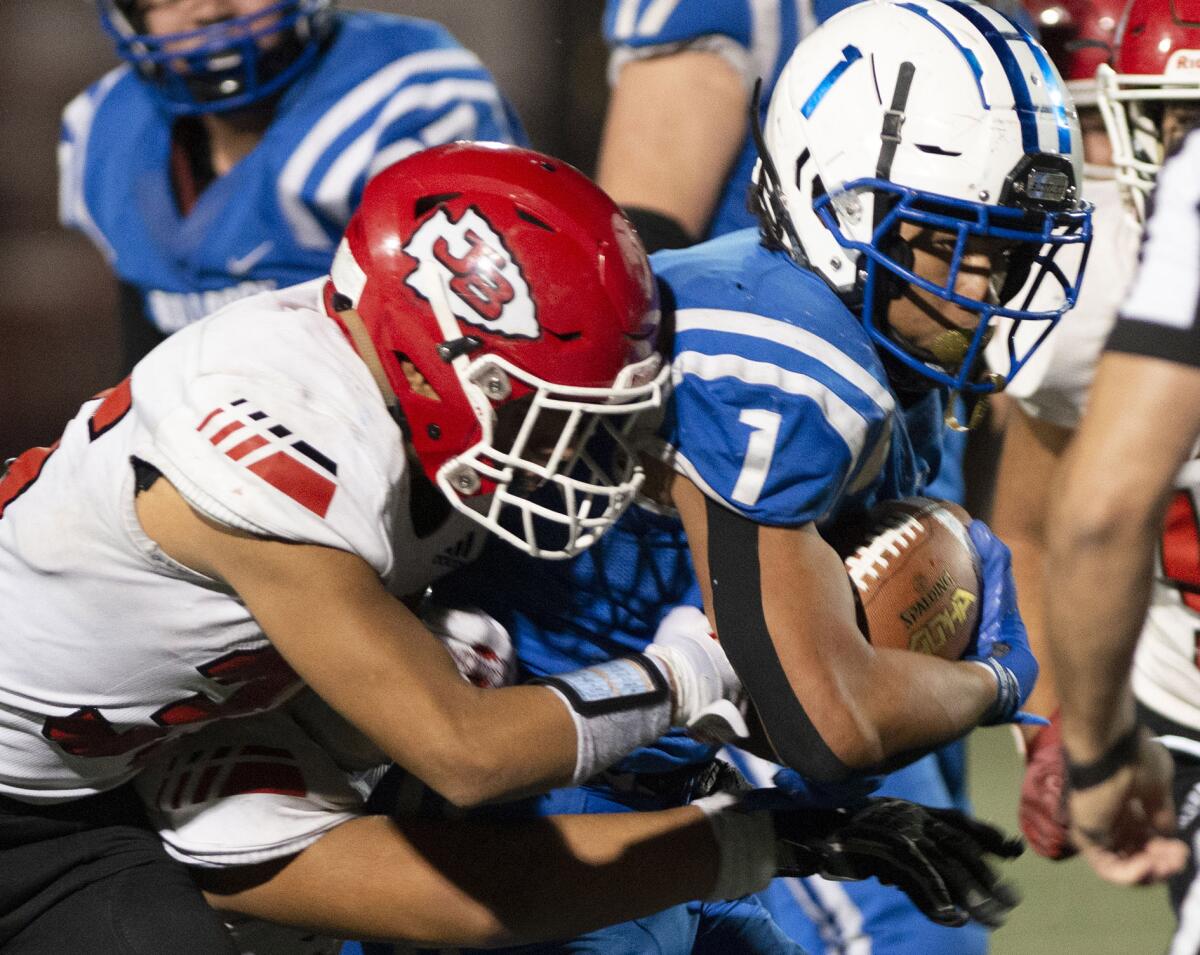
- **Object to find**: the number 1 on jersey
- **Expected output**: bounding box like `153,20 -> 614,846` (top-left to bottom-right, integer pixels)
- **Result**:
731,409 -> 782,507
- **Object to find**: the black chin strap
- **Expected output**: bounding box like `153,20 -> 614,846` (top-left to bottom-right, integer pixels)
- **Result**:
874,61 -> 915,187
748,78 -> 810,267
869,62 -> 918,319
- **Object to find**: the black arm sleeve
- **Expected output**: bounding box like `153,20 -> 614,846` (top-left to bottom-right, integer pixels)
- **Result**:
118,280 -> 167,375
621,206 -> 696,254
705,496 -> 852,783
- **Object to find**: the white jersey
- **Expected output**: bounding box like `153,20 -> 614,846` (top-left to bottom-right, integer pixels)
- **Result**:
1124,137 -> 1200,731
988,165 -> 1200,730
986,174 -> 1141,429
0,280 -> 481,802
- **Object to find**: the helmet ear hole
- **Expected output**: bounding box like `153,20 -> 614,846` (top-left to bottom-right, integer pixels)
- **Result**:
393,352 -> 442,401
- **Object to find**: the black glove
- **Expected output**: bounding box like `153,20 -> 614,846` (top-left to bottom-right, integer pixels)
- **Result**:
771,796 -> 1023,928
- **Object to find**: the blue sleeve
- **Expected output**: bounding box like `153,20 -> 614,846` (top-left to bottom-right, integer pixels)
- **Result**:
327,24 -> 529,229
603,0 -> 753,49
57,69 -> 128,262
665,369 -> 877,527
655,258 -> 895,526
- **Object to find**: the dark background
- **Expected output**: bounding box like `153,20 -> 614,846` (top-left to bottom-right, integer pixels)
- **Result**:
0,0 -> 608,459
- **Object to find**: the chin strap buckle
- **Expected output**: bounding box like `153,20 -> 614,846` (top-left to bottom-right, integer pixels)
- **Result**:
944,389 -> 995,433
881,108 -> 906,144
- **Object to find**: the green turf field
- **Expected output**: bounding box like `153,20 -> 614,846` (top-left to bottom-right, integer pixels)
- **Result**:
967,726 -> 1175,954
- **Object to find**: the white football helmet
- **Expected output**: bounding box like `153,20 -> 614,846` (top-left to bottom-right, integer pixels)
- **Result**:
750,0 -> 1093,393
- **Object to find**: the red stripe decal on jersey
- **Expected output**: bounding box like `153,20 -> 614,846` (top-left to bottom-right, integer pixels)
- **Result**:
219,761 -> 306,798
226,434 -> 268,461
198,403 -> 339,514
88,377 -> 133,442
198,408 -> 223,431
248,451 -> 336,517
209,421 -> 244,445
0,443 -> 59,519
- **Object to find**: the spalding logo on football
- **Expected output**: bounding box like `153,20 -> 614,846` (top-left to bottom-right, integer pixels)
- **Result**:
831,497 -> 981,660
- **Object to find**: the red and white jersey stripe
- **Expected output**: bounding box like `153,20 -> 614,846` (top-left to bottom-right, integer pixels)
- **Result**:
0,280 -> 480,802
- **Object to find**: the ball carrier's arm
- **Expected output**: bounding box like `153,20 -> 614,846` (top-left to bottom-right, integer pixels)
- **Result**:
666,470 -> 998,780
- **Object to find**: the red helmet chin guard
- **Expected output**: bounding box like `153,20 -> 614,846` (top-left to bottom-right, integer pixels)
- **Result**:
326,142 -> 668,558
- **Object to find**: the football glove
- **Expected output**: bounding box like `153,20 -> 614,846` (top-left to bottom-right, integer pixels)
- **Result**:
646,604 -> 748,742
965,521 -> 1044,726
421,603 -> 517,689
1019,711 -> 1076,860
771,765 -> 883,809
771,796 -> 1024,928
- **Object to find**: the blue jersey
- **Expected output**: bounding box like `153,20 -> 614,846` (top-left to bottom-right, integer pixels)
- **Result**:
602,0 -> 858,238
436,503 -> 712,772
437,230 -> 944,774
58,11 -> 525,335
655,229 -> 942,527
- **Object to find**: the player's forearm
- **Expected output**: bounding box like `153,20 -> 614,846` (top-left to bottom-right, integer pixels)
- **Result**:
854,651 -> 999,758
204,810 -> 718,947
1046,494 -> 1158,760
333,676 -> 579,808
742,612 -> 997,776
990,407 -> 1074,729
711,513 -> 993,777
1046,353 -> 1200,760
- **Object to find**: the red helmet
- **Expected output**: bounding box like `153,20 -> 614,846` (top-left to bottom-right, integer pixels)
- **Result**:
327,142 -> 667,558
1024,0 -> 1123,104
1098,0 -> 1200,219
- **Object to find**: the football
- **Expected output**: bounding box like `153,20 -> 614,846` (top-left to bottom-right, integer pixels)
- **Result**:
828,497 -> 981,660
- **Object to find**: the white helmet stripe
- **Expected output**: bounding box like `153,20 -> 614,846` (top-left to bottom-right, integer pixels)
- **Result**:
945,0 -> 1070,155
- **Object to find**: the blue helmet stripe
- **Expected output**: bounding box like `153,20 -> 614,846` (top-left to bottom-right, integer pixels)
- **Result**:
898,3 -> 988,109
943,0 -> 1039,153
1005,16 -> 1074,154
801,45 -> 863,119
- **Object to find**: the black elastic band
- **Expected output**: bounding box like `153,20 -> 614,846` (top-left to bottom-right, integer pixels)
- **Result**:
1066,724 -> 1142,791
705,497 -> 850,782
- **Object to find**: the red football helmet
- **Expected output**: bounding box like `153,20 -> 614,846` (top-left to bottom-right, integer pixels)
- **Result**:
1024,0 -> 1124,104
1098,0 -> 1200,220
326,142 -> 667,559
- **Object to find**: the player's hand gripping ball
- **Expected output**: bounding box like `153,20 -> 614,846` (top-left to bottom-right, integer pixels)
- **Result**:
828,497 -> 981,660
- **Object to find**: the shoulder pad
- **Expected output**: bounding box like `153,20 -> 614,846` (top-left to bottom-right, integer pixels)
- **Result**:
132,297 -> 404,576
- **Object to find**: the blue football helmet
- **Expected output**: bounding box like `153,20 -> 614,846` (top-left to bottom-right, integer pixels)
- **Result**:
97,0 -> 333,115
751,0 -> 1093,396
